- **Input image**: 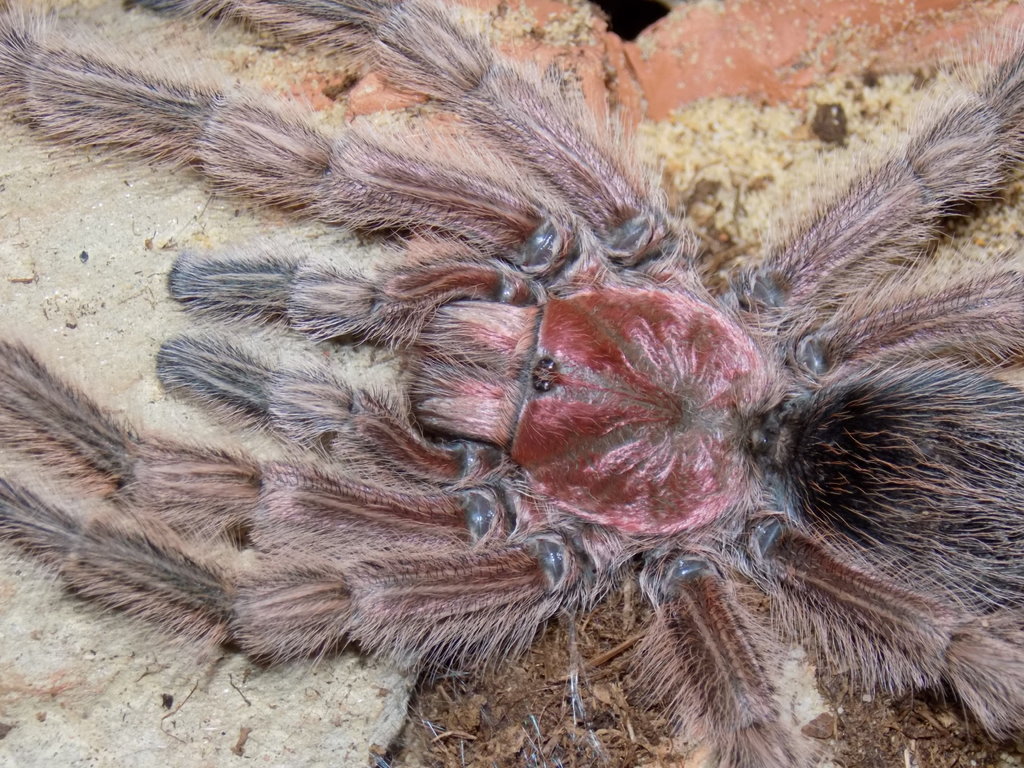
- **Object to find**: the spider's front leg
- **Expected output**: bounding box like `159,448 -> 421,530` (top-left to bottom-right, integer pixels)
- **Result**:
0,471 -> 589,666
0,11 -> 580,275
0,340 -> 487,543
0,0 -> 702,297
234,526 -> 590,666
125,0 -> 693,264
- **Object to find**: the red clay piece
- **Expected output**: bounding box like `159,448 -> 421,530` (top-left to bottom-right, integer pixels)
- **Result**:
630,0 -> 1024,118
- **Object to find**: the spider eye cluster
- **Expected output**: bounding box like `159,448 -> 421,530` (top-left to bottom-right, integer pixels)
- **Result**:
530,356 -> 558,392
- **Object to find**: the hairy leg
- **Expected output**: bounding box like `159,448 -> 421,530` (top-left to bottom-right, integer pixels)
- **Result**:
155,334 -> 508,486
167,242 -> 538,345
0,341 -> 498,542
784,269 -> 1024,376
752,362 -> 1024,735
0,12 -> 575,269
752,520 -> 1024,738
635,551 -> 807,768
0,479 -> 236,646
124,0 -> 696,265
730,41 -> 1024,313
0,475 -> 579,667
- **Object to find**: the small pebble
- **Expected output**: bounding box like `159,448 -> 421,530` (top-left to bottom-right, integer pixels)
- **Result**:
812,103 -> 848,143
801,712 -> 836,740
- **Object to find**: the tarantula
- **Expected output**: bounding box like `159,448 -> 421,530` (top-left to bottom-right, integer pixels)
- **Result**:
0,0 -> 1023,765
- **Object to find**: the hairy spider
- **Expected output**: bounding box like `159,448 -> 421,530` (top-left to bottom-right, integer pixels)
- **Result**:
0,1 -> 1023,766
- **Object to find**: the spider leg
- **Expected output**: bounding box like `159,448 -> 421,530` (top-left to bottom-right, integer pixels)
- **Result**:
0,479 -> 236,647
752,520 -> 1024,738
254,464 -> 514,550
0,336 -> 575,667
165,245 -> 546,461
0,472 -> 575,667
634,551 -> 808,768
785,269 -> 1024,376
0,13 -> 576,271
730,41 -> 1024,312
167,243 -> 537,345
154,333 -> 361,445
329,535 -> 585,668
0,341 -> 499,543
156,334 -> 507,485
0,339 -> 259,538
126,0 -> 695,265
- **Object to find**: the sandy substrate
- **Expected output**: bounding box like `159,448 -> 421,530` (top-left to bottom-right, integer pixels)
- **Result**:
1,1 -> 1024,768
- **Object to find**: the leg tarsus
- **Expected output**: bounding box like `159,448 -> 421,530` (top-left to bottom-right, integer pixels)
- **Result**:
168,246 -> 299,324
0,340 -> 136,494
157,335 -> 277,426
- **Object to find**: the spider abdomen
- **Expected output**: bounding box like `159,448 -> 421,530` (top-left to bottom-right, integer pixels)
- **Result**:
765,364 -> 1024,610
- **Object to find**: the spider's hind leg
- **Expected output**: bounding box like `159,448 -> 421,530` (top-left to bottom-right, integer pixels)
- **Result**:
752,519 -> 1024,739
634,550 -> 810,768
730,34 -> 1024,314
785,267 -> 1024,378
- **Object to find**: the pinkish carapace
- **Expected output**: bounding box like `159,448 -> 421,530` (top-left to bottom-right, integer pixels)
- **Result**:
511,289 -> 764,534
